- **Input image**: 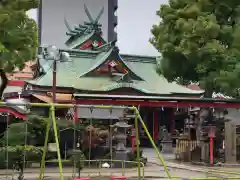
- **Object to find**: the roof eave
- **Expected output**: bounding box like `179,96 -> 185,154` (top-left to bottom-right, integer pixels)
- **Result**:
65,31 -> 95,49
73,93 -> 238,103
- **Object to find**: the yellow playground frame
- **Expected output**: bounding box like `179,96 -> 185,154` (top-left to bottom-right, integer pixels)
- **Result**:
2,101 -> 240,180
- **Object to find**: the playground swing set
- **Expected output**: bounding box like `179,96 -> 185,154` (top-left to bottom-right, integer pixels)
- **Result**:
2,101 -> 240,180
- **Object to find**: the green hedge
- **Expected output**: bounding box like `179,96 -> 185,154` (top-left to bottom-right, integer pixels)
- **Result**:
70,149 -> 86,168
45,149 -> 86,168
0,146 -> 42,169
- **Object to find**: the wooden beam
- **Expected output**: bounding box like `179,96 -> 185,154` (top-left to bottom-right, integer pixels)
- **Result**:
76,98 -> 240,108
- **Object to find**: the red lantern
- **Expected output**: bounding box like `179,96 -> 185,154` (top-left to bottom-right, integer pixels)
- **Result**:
208,126 -> 216,138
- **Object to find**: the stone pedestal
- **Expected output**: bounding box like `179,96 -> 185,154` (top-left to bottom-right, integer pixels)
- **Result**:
161,140 -> 173,153
200,141 -> 209,162
113,151 -> 130,168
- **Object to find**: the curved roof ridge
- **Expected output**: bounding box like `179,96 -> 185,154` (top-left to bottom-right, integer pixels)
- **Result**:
79,47 -> 114,77
79,47 -> 144,81
103,83 -> 151,94
65,31 -> 95,49
118,54 -> 145,81
120,53 -> 158,63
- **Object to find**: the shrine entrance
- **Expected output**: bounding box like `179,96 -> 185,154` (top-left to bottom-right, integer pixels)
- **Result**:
136,107 -> 174,147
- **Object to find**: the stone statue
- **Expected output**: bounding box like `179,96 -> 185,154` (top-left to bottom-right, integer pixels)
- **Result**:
159,125 -> 166,141
160,126 -> 173,153
162,128 -> 171,141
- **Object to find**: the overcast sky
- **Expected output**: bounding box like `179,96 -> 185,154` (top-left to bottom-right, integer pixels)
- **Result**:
27,0 -> 167,56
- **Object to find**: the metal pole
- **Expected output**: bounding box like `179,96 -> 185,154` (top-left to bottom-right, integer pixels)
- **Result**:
73,119 -> 76,177
5,112 -> 9,180
52,59 -> 57,103
133,107 -> 172,179
188,117 -> 191,162
39,109 -> 51,180
134,109 -> 141,179
51,105 -> 64,180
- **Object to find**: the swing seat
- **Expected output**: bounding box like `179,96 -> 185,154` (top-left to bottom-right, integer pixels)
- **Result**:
73,178 -> 91,180
110,176 -> 126,180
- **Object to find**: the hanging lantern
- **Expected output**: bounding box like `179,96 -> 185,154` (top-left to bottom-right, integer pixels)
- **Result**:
208,126 -> 216,138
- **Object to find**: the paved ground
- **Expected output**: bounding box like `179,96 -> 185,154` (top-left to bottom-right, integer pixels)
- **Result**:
0,148 -> 239,179
0,166 -> 210,180
141,148 -> 240,179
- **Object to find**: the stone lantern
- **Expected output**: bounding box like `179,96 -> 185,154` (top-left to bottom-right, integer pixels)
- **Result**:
110,118 -> 131,168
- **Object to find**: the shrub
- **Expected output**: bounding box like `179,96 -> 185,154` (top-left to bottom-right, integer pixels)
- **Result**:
0,146 -> 42,169
69,149 -> 86,168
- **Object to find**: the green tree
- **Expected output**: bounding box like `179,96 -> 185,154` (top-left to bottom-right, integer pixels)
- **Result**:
0,0 -> 39,98
1,114 -> 84,147
1,115 -> 47,146
150,0 -> 240,97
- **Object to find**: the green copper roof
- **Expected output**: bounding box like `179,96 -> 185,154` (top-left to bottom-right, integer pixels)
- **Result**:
27,48 -> 204,96
64,5 -> 104,49
65,31 -> 95,49
80,47 -> 144,81
79,47 -> 114,77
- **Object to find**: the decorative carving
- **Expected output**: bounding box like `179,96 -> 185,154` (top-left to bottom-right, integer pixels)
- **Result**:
80,40 -> 92,50
108,60 -> 118,67
116,73 -> 133,83
79,40 -> 103,50
94,60 -> 127,74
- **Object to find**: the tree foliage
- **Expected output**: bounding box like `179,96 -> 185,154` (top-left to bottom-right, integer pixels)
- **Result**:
1,115 -> 47,146
1,114 -> 84,147
0,0 -> 39,97
150,0 -> 240,97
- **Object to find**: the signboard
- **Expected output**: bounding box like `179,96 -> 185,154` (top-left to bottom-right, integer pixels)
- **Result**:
81,119 -> 110,125
77,107 -> 124,119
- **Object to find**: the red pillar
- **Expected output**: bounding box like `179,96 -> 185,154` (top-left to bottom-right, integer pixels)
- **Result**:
131,136 -> 135,152
131,128 -> 136,153
74,104 -> 79,122
153,110 -> 159,142
210,137 -> 214,165
208,126 -> 216,165
170,108 -> 175,134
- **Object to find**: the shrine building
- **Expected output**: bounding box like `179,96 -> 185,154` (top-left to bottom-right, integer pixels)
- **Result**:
20,6 -> 204,145
0,6 -> 207,146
